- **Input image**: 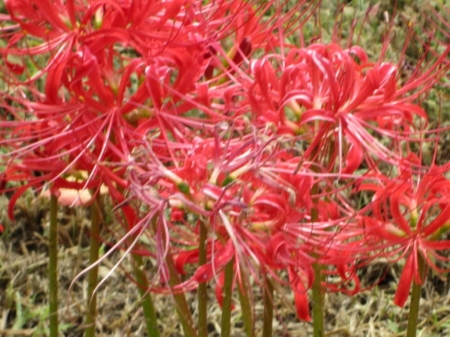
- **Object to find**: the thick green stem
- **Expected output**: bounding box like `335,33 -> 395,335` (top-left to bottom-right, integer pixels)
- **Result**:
262,276 -> 274,337
310,165 -> 324,337
197,221 -> 208,337
221,259 -> 234,337
85,200 -> 100,337
307,139 -> 328,337
406,254 -> 426,337
237,268 -> 254,337
312,262 -> 324,337
132,254 -> 160,337
165,251 -> 197,337
49,194 -> 59,337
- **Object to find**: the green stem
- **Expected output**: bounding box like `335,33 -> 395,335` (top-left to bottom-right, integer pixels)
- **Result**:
165,251 -> 197,337
406,254 -> 426,337
85,200 -> 100,337
85,200 -> 101,337
312,262 -> 324,337
198,221 -> 208,337
149,218 -> 196,337
310,168 -> 324,337
221,259 -> 234,337
132,254 -> 160,337
237,268 -> 254,337
262,276 -> 274,337
49,194 -> 59,337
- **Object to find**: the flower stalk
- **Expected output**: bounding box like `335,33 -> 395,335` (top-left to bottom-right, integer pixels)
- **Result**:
221,259 -> 235,337
132,254 -> 161,337
150,219 -> 197,337
197,220 -> 209,337
85,198 -> 101,337
312,262 -> 324,337
237,268 -> 254,337
262,276 -> 274,337
406,253 -> 427,337
49,194 -> 59,337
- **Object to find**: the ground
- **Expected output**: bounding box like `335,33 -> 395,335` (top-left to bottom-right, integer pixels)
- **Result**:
2,190 -> 450,336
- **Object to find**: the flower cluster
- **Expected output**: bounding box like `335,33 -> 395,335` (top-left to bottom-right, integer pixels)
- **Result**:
1,0 -> 450,332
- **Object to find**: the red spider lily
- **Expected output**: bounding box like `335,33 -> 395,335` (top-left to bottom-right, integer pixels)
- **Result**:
124,129 -> 319,299
124,125 -> 375,321
0,0 -> 311,89
0,0 -> 315,214
0,90 -> 136,214
0,0 -> 214,210
245,43 -> 449,174
358,163 -> 450,307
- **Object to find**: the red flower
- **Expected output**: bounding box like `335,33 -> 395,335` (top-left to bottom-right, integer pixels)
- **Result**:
360,164 -> 450,307
246,43 -> 449,174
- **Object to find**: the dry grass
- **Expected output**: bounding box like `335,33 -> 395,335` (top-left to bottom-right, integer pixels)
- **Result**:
2,193 -> 450,336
